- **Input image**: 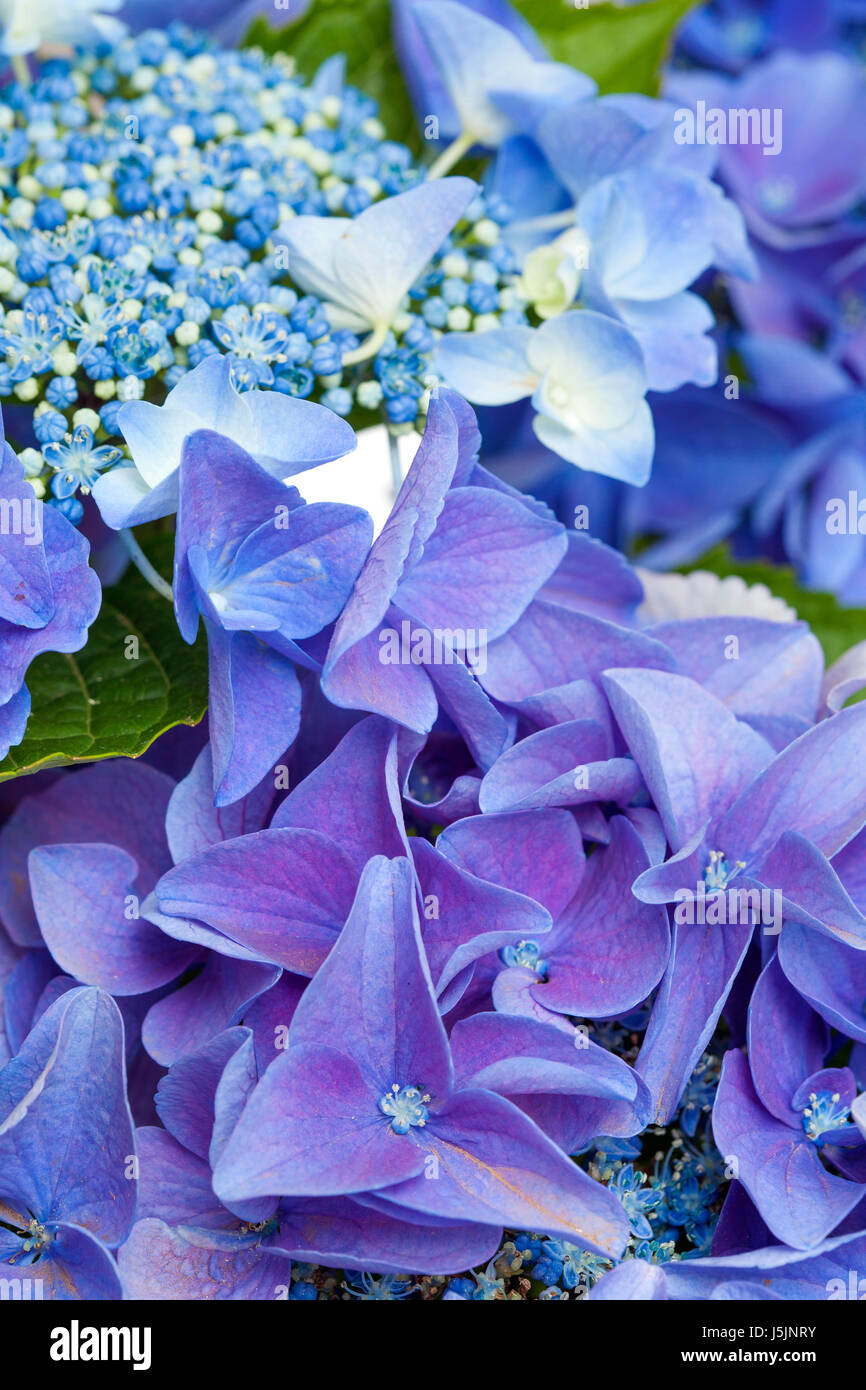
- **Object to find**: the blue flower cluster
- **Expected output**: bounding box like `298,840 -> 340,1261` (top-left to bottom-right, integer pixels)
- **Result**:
2,0 -> 866,1311
480,0 -> 866,605
0,22 -> 525,520
2,380 -> 866,1302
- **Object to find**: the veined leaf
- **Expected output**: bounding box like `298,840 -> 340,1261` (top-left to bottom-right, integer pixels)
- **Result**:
0,534 -> 207,782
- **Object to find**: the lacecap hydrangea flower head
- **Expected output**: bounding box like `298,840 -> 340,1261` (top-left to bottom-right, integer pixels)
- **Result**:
1,0 -> 866,1314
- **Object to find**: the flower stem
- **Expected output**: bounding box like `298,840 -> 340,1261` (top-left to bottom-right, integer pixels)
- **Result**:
507,208 -> 578,236
120,529 -> 174,602
11,54 -> 30,86
341,321 -> 389,366
387,431 -> 403,501
426,131 -> 475,180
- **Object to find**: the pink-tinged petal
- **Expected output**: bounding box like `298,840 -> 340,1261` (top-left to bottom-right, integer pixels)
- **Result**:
323,393 -> 460,681
512,677 -> 612,733
712,1049 -> 864,1250
479,718 -> 642,813
480,601 -> 675,704
492,965 -> 576,1033
134,1127 -> 227,1229
630,825 -> 707,905
821,638 -> 866,714
602,668 -> 772,851
241,973 -> 307,1075
832,826 -> 866,911
323,621 -> 439,731
212,1042 -> 426,1201
270,714 -> 405,866
539,531 -> 643,624
376,1088 -> 629,1257
450,1011 -> 650,1152
211,1031 -> 259,1171
756,831 -> 866,947
29,843 -> 196,995
625,807 -> 668,866
117,1218 -> 290,1300
154,1028 -> 252,1161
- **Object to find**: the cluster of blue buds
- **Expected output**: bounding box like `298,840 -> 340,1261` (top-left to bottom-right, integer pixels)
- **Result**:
0,22 -> 525,521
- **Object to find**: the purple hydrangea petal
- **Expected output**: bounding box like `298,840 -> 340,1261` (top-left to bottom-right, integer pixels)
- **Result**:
649,618 -> 823,723
747,955 -> 829,1126
153,828 -> 360,975
438,807 -> 585,919
603,668 -> 773,851
372,1086 -> 629,1257
0,987 -> 136,1245
272,1195 -> 500,1276
141,956 -> 280,1067
29,843 -> 197,994
165,743 -> 274,865
533,816 -> 671,1018
779,921 -> 866,1043
715,702 -> 866,867
712,1049 -> 864,1250
288,856 -> 453,1097
637,920 -> 754,1124
154,1028 -> 252,1162
118,1218 -> 289,1301
0,760 -> 174,948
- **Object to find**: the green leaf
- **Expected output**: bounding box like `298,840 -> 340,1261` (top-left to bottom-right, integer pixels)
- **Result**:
685,546 -> 866,669
513,0 -> 696,96
0,534 -> 207,783
246,0 -> 421,151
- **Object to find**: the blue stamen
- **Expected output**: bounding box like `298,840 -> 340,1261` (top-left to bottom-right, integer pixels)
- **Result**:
703,850 -> 745,892
801,1090 -> 851,1141
500,939 -> 548,976
379,1083 -> 430,1134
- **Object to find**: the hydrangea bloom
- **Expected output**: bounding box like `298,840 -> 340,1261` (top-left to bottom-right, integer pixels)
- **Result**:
1,0 -> 866,1318
0,413 -> 100,759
